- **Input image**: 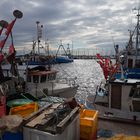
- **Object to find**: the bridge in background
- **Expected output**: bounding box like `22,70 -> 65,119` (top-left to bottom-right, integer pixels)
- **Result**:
72,55 -> 116,59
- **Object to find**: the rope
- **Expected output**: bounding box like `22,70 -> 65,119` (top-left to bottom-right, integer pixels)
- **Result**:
55,64 -> 78,87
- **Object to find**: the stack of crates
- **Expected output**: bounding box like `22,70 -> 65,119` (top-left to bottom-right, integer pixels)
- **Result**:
0,96 -> 6,117
80,109 -> 98,140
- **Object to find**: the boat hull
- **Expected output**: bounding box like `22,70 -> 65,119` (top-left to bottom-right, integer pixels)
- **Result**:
94,104 -> 140,124
98,118 -> 140,136
27,82 -> 78,98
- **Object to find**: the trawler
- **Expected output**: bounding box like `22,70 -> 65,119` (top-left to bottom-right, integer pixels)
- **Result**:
2,64 -> 78,98
92,7 -> 140,123
25,65 -> 78,98
0,11 -> 77,99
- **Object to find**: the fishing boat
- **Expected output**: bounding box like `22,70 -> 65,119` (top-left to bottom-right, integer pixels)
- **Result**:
92,78 -> 140,123
26,40 -> 56,65
0,13 -> 77,99
90,75 -> 140,136
91,8 -> 140,124
25,65 -> 78,98
2,64 -> 78,98
113,8 -> 140,79
27,53 -> 55,66
55,55 -> 73,63
96,6 -> 140,80
55,41 -> 74,64
26,23 -> 73,65
26,42 -> 73,65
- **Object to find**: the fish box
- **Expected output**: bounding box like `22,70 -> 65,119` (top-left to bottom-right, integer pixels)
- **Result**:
23,104 -> 80,140
80,109 -> 98,140
9,102 -> 38,118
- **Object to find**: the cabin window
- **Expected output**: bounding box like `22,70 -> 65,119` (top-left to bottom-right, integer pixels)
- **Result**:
135,60 -> 140,68
46,75 -> 49,81
129,86 -> 137,97
48,74 -> 53,80
47,73 -> 56,80
33,75 -> 39,83
132,87 -> 140,112
27,75 -> 31,82
51,73 -> 56,80
133,87 -> 140,98
40,75 -> 46,83
128,59 -> 133,68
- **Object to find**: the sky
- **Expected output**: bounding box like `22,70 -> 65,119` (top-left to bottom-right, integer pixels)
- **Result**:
0,0 -> 139,55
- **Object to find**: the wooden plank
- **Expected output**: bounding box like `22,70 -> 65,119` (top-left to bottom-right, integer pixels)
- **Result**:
26,111 -> 49,127
24,103 -> 52,122
56,107 -> 79,133
24,103 -> 62,127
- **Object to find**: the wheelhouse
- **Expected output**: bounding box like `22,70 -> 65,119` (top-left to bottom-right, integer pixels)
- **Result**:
27,70 -> 58,84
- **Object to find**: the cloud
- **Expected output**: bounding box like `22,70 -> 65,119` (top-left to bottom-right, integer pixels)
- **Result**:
0,0 -> 138,54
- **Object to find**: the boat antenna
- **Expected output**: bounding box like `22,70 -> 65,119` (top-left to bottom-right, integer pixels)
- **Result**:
111,36 -> 119,63
36,21 -> 43,54
46,39 -> 50,57
72,40 -> 73,58
67,43 -> 70,56
111,36 -> 115,47
45,39 -> 51,70
136,8 -> 140,56
132,1 -> 140,57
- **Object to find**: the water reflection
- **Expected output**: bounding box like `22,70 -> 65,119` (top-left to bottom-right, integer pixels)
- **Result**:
54,59 -> 105,103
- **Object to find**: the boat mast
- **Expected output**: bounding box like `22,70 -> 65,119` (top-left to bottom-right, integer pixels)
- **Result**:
45,40 -> 51,70
135,8 -> 140,56
36,21 -> 43,54
135,0 -> 140,57
36,21 -> 40,54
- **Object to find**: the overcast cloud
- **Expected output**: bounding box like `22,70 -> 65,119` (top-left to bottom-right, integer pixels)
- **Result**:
0,0 -> 139,54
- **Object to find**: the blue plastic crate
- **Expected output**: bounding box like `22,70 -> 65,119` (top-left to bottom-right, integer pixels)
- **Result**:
2,131 -> 23,140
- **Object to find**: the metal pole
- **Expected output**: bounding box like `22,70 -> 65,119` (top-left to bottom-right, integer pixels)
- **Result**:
36,21 -> 40,54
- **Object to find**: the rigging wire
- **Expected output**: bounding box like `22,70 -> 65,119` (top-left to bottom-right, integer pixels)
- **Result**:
54,63 -> 78,86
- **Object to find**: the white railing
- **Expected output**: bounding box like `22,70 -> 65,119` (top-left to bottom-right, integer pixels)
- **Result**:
55,77 -> 78,87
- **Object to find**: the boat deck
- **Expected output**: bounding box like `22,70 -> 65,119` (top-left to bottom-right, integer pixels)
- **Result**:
98,119 -> 140,136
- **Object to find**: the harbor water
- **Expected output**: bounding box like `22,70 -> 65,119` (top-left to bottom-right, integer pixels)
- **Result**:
54,59 -> 105,105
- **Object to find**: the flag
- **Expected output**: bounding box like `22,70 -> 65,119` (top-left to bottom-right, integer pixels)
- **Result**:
7,44 -> 16,63
105,58 -> 110,68
97,54 -> 111,79
9,44 -> 15,55
7,44 -> 17,76
96,53 -> 104,68
0,52 -> 4,63
0,39 -> 6,50
96,53 -> 103,62
0,27 -> 4,35
110,63 -> 119,78
5,19 -> 16,36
